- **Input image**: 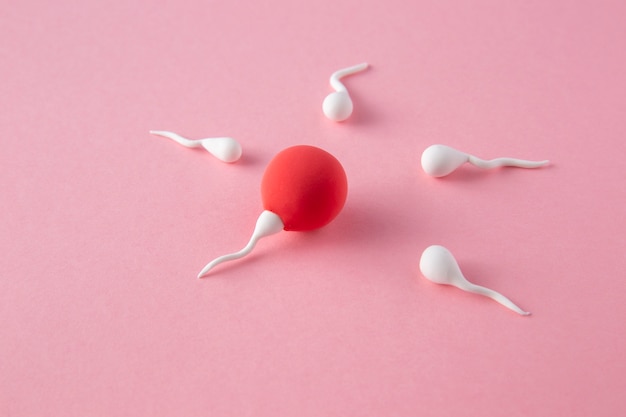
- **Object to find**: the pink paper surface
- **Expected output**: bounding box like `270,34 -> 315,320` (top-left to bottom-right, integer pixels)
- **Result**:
1,0 -> 625,415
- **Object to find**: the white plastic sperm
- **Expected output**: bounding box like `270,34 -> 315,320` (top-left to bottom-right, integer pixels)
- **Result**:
419,245 -> 530,316
421,144 -> 549,177
150,130 -> 242,163
197,210 -> 284,277
322,63 -> 369,122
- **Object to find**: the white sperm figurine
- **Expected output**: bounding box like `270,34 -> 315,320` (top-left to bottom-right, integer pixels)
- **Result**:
421,144 -> 549,177
322,63 -> 369,122
419,245 -> 530,316
150,130 -> 242,163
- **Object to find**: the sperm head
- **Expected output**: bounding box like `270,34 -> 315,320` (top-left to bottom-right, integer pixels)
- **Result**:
202,137 -> 242,163
421,144 -> 469,177
419,245 -> 464,285
323,91 -> 353,122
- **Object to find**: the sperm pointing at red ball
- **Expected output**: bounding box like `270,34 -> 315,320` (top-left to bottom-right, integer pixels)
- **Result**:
197,145 -> 348,278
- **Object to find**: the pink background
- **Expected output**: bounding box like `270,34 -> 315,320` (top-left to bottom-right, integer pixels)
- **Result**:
2,0 -> 625,415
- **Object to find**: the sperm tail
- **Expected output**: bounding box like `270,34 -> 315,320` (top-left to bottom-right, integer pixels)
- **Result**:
468,155 -> 549,170
461,282 -> 531,316
197,240 -> 256,278
197,211 -> 284,278
150,130 -> 201,148
329,63 -> 369,92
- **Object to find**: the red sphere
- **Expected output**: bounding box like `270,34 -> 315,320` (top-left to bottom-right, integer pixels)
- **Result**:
261,145 -> 348,231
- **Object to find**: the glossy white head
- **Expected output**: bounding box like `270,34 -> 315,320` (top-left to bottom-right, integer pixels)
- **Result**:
322,91 -> 354,122
201,137 -> 242,163
421,144 -> 469,177
419,244 -> 464,285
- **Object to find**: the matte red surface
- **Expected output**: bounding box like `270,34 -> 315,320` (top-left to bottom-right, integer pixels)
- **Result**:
261,145 -> 348,231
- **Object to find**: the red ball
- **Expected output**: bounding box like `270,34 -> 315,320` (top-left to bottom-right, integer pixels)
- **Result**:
261,145 -> 348,231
